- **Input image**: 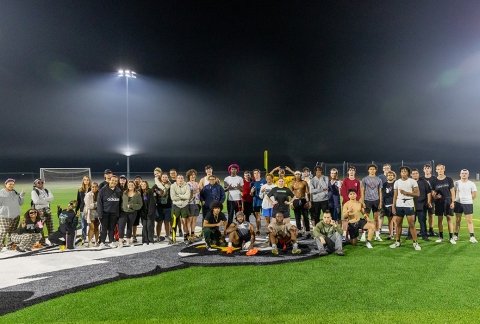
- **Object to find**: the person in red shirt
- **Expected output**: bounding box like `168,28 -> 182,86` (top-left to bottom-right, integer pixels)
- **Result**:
340,166 -> 361,205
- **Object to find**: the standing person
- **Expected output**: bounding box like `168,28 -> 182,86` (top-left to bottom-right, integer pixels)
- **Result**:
118,175 -> 128,191
131,175 -> 143,242
200,175 -> 226,220
431,164 -> 456,244
0,179 -> 25,252
360,164 -> 383,242
340,165 -> 361,205
76,175 -> 91,245
97,175 -> 122,248
99,169 -> 113,189
342,190 -> 375,249
259,174 -> 276,227
411,169 -> 432,241
422,164 -> 437,237
241,171 -> 254,228
290,171 -> 311,238
31,178 -> 54,244
454,169 -> 477,243
328,168 -> 342,222
310,166 -> 330,226
198,165 -> 215,190
378,163 -> 391,184
170,174 -> 191,243
153,167 -> 162,187
84,182 -> 100,247
186,169 -> 201,241
10,209 -> 43,252
251,169 -> 266,234
270,166 -> 295,188
390,167 -> 421,251
224,164 -> 244,225
139,180 -> 156,245
152,173 -> 172,242
119,180 -> 142,247
267,178 -> 294,219
382,171 -> 397,240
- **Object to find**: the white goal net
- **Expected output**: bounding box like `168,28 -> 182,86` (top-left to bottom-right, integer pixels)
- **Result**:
39,168 -> 91,187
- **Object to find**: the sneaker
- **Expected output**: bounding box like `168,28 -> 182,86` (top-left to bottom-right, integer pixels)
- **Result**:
470,236 -> 478,244
118,241 -> 123,248
271,247 -> 279,255
99,243 -> 106,248
428,229 -> 437,237
88,242 -> 94,248
292,247 -> 301,254
318,251 -> 328,256
365,241 -> 373,249
389,241 -> 401,249
435,238 -> 443,243
422,236 -> 430,241
0,247 -> 7,252
386,236 -> 392,240
453,235 -> 458,241
246,248 -> 258,256
374,236 -> 383,242
449,238 -> 457,245
335,250 -> 345,256
45,238 -> 52,246
360,233 -> 366,242
143,243 -> 148,246
413,242 -> 421,251
110,242 -> 118,248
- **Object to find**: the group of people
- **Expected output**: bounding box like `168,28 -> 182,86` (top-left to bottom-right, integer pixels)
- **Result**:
0,162 -> 477,256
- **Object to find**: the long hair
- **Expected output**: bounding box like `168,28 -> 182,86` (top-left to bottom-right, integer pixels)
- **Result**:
79,176 -> 92,192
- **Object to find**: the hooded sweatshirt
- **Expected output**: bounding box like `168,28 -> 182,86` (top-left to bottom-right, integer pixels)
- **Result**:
0,188 -> 24,218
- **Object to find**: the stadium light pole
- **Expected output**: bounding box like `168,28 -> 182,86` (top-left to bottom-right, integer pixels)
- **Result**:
118,69 -> 136,179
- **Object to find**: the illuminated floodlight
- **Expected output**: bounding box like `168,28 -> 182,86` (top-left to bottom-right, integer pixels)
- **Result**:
118,69 -> 136,78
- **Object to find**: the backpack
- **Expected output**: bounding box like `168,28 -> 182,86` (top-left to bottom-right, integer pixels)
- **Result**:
31,188 -> 49,208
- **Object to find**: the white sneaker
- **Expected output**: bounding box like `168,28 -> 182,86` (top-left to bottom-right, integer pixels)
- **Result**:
374,236 -> 383,242
365,241 -> 373,249
449,238 -> 457,245
110,242 -> 117,248
390,241 -> 401,249
413,242 -> 421,251
435,238 -> 443,243
360,232 -> 366,242
143,243 -> 148,246
453,235 -> 458,241
0,247 -> 7,252
118,241 -> 123,248
45,238 -> 52,246
99,243 -> 105,248
470,236 -> 478,244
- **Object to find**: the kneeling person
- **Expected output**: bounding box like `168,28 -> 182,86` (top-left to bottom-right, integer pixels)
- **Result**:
225,211 -> 257,254
268,212 -> 301,255
49,201 -> 78,250
342,190 -> 375,249
313,211 -> 344,256
202,201 -> 227,250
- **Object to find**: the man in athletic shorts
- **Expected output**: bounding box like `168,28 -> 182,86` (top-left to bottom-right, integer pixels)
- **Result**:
224,164 -> 244,225
310,166 -> 330,226
225,211 -> 257,255
431,164 -> 456,244
390,166 -> 421,250
453,169 -> 477,243
268,211 -> 301,255
290,171 -> 311,238
412,168 -> 432,241
360,164 -> 383,241
259,174 -> 276,228
422,164 -> 437,237
251,169 -> 266,235
342,190 -> 375,248
267,178 -> 294,218
382,170 -> 396,240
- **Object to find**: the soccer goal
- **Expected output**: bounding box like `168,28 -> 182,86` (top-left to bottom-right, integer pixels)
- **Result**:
39,168 -> 91,186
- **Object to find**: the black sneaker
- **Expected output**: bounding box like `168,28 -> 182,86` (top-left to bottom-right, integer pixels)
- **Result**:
428,230 -> 437,237
422,236 -> 430,241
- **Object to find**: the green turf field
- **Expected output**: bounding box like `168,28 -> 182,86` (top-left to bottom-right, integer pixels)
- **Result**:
3,182 -> 480,323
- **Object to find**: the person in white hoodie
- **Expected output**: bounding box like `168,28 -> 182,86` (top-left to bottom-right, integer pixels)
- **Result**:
170,175 -> 191,243
0,178 -> 25,252
31,178 -> 54,243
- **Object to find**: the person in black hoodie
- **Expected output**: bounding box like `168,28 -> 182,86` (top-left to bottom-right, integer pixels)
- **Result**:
139,180 -> 156,245
48,201 -> 78,250
10,209 -> 43,252
97,175 -> 122,248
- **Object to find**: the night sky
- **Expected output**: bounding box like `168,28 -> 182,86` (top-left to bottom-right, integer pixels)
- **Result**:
1,0 -> 480,174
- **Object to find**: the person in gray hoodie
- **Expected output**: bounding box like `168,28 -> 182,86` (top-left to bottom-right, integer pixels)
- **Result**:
0,179 -> 25,252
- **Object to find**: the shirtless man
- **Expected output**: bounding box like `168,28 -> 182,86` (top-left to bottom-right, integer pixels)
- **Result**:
290,171 -> 311,238
342,190 -> 375,249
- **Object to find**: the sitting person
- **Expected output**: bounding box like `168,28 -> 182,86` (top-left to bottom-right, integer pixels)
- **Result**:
312,211 -> 344,256
48,201 -> 78,250
202,201 -> 227,250
342,190 -> 375,249
225,211 -> 258,255
268,211 -> 301,255
10,209 -> 43,252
